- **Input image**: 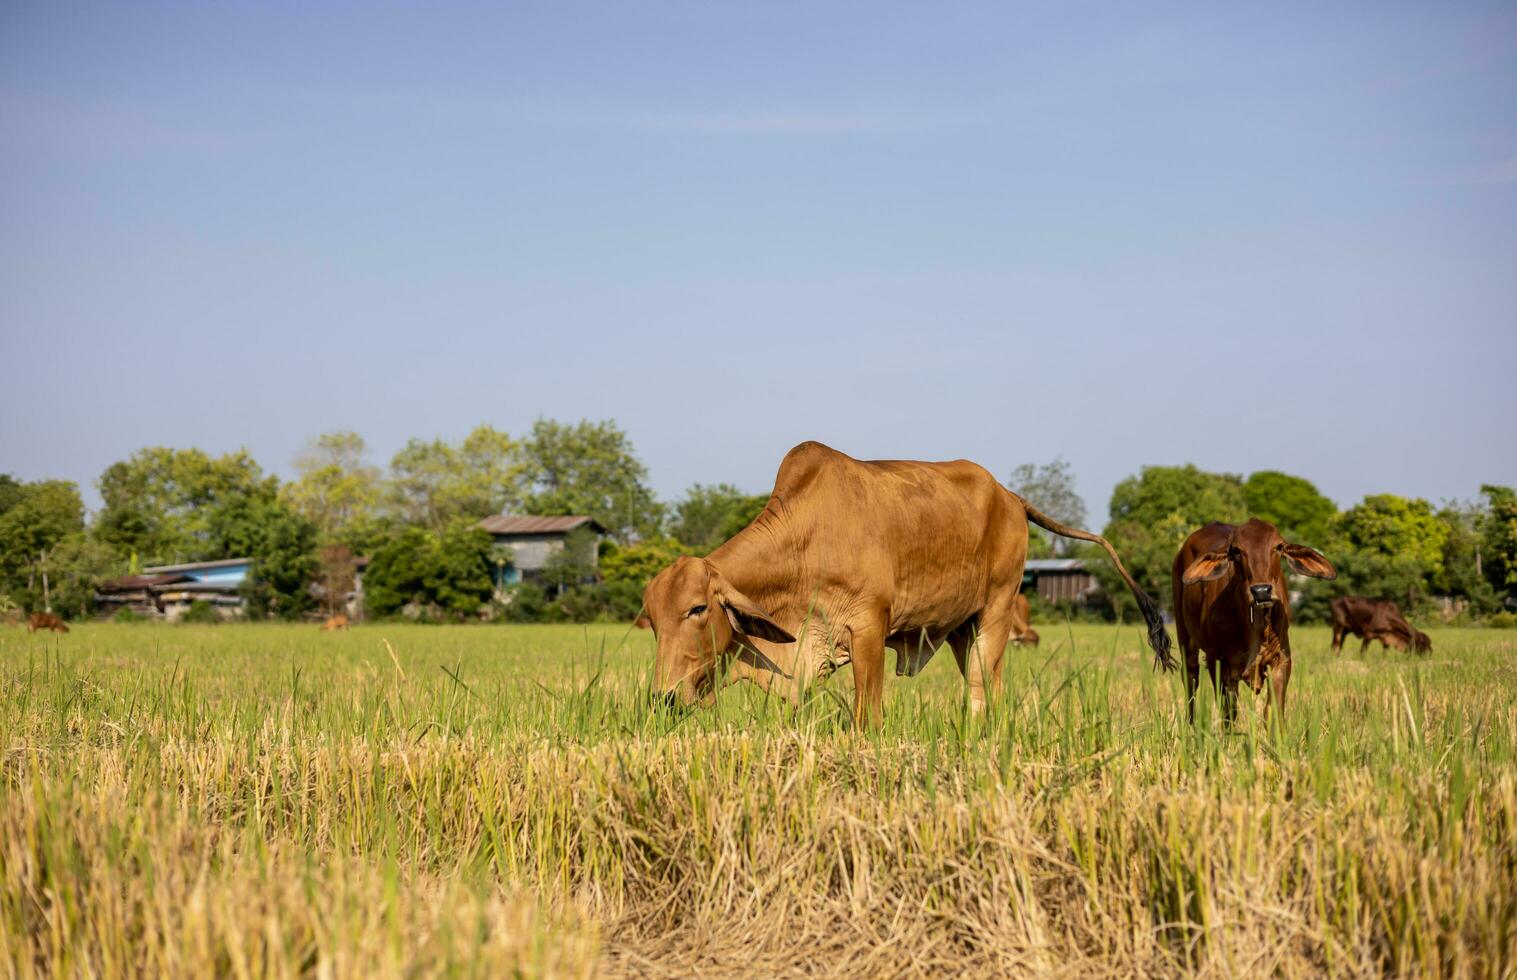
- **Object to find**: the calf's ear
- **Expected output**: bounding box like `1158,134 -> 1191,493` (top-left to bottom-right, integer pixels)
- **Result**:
718,586 -> 796,644
1282,543 -> 1336,580
1182,550 -> 1233,585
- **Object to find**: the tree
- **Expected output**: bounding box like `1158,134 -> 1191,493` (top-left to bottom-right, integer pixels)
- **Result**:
540,526 -> 600,594
1434,500 -> 1501,614
1007,458 -> 1087,557
364,525 -> 494,619
1243,471 -> 1337,546
669,484 -> 767,552
1098,465 -> 1248,615
207,495 -> 320,618
1323,494 -> 1449,611
1481,484 -> 1517,600
41,534 -> 120,620
521,419 -> 663,543
600,537 -> 693,591
96,448 -> 277,564
0,478 -> 87,610
282,431 -> 382,544
388,425 -> 526,531
315,544 -> 358,618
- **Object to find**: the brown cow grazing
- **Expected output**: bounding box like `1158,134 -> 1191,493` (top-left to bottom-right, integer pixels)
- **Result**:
639,442 -> 1172,727
321,613 -> 350,632
1008,594 -> 1039,646
1330,597 -> 1430,656
27,612 -> 70,634
1174,519 -> 1336,726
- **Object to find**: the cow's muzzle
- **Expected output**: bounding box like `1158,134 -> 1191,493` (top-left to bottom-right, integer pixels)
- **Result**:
1249,584 -> 1275,606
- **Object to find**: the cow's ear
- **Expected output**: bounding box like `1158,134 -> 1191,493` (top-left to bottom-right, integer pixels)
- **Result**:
1182,550 -> 1233,585
634,613 -> 652,630
1282,544 -> 1336,580
718,587 -> 796,644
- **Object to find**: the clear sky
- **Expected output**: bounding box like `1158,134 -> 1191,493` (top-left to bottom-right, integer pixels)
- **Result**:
3,2 -> 1514,524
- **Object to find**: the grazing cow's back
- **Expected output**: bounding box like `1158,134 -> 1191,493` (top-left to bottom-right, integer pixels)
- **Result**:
27,612 -> 69,634
1174,519 -> 1336,725
321,614 -> 350,632
1331,597 -> 1430,655
641,442 -> 1170,726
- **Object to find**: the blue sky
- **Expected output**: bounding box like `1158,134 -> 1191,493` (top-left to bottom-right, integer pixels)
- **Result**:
2,1 -> 1514,525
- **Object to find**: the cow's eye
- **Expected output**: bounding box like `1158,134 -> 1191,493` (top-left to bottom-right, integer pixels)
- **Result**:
687,604 -> 707,618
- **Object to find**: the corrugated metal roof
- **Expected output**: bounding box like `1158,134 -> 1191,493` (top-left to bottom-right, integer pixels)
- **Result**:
1024,558 -> 1088,572
142,557 -> 253,574
476,515 -> 605,535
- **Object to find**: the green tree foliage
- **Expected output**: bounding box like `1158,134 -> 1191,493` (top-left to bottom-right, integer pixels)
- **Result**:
42,534 -> 121,620
1097,465 -> 1247,614
1432,500 -> 1503,615
207,496 -> 320,619
282,431 -> 382,545
1007,458 -> 1088,557
669,484 -> 767,552
521,419 -> 663,543
0,477 -> 86,607
1481,485 -> 1517,599
600,537 -> 693,592
364,525 -> 494,619
96,448 -> 277,563
388,425 -> 526,531
1339,494 -> 1448,581
1243,471 -> 1338,546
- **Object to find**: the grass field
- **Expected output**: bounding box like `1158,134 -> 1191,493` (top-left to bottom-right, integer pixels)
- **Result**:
3,620 -> 1515,977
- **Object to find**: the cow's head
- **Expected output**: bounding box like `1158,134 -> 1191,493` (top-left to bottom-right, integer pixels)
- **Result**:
638,556 -> 796,707
1181,518 -> 1336,609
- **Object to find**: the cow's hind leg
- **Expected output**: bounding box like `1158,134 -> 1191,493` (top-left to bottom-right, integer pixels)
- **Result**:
1182,640 -> 1202,724
848,615 -> 888,731
951,609 -> 1015,716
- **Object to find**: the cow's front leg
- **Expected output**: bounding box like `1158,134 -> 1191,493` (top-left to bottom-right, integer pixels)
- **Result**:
1268,653 -> 1292,723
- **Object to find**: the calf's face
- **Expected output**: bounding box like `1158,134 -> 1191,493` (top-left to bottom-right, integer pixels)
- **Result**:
1182,518 -> 1336,607
638,557 -> 795,706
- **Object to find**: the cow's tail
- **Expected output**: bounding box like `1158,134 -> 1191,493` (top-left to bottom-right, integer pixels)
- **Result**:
1017,495 -> 1176,673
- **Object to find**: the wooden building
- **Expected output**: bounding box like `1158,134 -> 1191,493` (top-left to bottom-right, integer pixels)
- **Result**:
1022,558 -> 1097,604
96,558 -> 253,620
474,515 -> 606,590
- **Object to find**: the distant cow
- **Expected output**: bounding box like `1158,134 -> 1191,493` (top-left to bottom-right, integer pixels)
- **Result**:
1330,597 -> 1430,656
1174,518 -> 1336,725
640,441 -> 1172,727
1009,593 -> 1039,646
321,614 -> 350,632
27,612 -> 70,634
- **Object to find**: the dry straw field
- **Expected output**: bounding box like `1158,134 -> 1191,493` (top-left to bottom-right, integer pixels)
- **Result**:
3,621 -> 1515,977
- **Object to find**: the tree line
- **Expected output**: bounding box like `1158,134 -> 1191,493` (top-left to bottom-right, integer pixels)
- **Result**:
2,431 -> 1513,625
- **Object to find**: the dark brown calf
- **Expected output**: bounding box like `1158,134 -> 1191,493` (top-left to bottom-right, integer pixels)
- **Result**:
1330,596 -> 1430,656
27,612 -> 70,634
1173,519 -> 1335,725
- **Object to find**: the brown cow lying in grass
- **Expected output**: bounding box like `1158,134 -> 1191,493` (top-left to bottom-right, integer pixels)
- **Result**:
28,612 -> 70,634
1174,518 -> 1336,726
1330,596 -> 1430,656
321,614 -> 350,632
640,441 -> 1171,728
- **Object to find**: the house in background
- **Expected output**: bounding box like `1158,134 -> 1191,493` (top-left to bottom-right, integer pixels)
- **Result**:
1021,558 -> 1097,604
96,557 -> 252,620
475,515 -> 605,592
